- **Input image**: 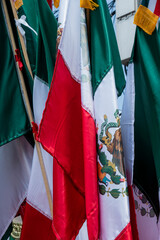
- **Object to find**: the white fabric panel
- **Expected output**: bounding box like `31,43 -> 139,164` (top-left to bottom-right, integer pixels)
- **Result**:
94,67 -> 130,240
121,63 -> 135,185
33,76 -> 49,125
59,0 -> 81,82
148,0 -> 157,12
27,76 -> 53,219
80,9 -> 94,117
133,185 -> 160,240
75,221 -> 89,240
26,143 -> 53,219
0,136 -> 33,238
58,0 -> 69,28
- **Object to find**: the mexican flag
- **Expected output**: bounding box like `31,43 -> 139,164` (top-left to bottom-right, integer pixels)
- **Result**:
0,1 -> 33,238
90,0 -> 137,239
37,0 -> 99,239
122,19 -> 160,240
20,0 -> 57,239
121,0 -> 160,239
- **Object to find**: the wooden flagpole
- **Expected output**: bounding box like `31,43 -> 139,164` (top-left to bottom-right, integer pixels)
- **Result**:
9,0 -> 33,80
2,0 -> 53,219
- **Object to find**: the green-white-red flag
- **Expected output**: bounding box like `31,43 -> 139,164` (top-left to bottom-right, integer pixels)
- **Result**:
90,0 -> 138,239
0,1 -> 33,238
37,0 -> 99,239
20,0 -> 57,239
122,1 -> 160,237
121,1 -> 160,239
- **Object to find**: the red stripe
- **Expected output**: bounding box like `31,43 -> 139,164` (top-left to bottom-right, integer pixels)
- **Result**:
128,185 -> 139,240
154,0 -> 160,16
47,0 -> 52,9
38,50 -> 99,239
20,203 -> 56,240
52,159 -> 86,240
115,223 -> 133,240
38,50 -> 84,193
81,108 -> 99,240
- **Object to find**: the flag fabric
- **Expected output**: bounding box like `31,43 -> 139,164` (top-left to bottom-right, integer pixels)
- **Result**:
37,0 -> 99,239
120,64 -> 139,240
133,184 -> 160,240
22,0 -> 38,31
90,0 -> 136,239
47,0 -> 52,9
121,63 -> 135,187
121,0 -> 160,238
21,1 -> 89,239
130,16 -> 160,219
0,1 -> 31,147
127,26 -> 160,239
16,4 -> 37,77
0,2 -> 33,238
20,0 -> 57,239
148,0 -> 160,16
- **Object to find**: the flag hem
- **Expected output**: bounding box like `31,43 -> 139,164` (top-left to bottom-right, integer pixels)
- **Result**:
0,127 -> 31,147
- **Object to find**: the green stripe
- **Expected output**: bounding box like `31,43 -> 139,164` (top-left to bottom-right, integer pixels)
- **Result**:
141,0 -> 149,7
90,0 -> 125,96
22,0 -> 38,32
35,0 -> 57,86
0,3 -> 30,146
134,27 -> 160,217
17,6 -> 37,77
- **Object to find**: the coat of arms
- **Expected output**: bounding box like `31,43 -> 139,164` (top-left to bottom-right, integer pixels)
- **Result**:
98,110 -> 128,199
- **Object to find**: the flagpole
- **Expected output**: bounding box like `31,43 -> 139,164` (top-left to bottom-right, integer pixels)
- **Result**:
9,0 -> 34,80
2,0 -> 53,219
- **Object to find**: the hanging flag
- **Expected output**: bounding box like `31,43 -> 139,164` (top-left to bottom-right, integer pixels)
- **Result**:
123,23 -> 160,237
0,2 -> 33,239
90,0 -> 137,239
20,0 -> 57,239
134,13 -> 160,220
80,7 -> 99,239
121,0 -> 160,237
0,4 -> 33,239
0,2 -> 31,147
37,0 -> 99,239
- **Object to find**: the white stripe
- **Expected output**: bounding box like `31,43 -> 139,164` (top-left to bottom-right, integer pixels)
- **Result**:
33,75 -> 49,125
94,67 -> 130,240
27,76 -> 53,219
80,9 -> 94,117
76,221 -> 88,240
58,0 -> 69,28
59,0 -> 81,82
133,185 -> 159,240
121,63 -> 135,185
148,0 -> 157,12
27,144 -> 53,219
0,136 -> 33,239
